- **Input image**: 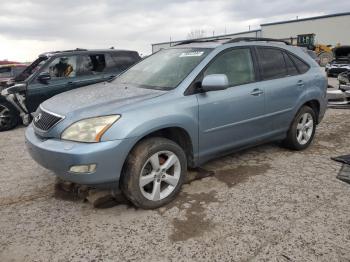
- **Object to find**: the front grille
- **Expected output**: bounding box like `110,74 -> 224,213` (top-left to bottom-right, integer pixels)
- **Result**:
33,107 -> 64,131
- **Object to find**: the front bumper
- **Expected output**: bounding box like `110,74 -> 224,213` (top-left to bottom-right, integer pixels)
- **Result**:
25,125 -> 136,185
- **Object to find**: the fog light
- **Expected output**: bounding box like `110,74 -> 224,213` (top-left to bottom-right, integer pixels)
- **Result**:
69,164 -> 97,174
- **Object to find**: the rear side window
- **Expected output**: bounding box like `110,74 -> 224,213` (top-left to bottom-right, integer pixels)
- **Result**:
78,54 -> 106,76
257,48 -> 287,80
106,52 -> 141,73
204,48 -> 255,86
289,54 -> 310,74
283,53 -> 299,76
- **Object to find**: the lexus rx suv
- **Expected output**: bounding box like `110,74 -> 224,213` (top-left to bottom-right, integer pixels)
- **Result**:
26,38 -> 327,209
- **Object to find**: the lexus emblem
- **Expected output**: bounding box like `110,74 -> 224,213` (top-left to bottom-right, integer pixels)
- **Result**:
34,113 -> 42,122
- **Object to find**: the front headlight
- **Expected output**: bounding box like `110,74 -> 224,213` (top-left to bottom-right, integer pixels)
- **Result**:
61,115 -> 120,142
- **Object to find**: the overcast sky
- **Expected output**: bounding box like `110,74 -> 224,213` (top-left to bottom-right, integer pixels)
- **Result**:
0,0 -> 349,61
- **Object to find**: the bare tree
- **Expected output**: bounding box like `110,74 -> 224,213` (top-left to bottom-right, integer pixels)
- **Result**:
187,29 -> 206,40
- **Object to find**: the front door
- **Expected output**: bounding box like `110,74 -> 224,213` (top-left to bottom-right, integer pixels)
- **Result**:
26,55 -> 78,112
196,48 -> 266,160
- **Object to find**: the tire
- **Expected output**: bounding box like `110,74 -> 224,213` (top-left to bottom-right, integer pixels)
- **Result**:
120,137 -> 187,209
0,100 -> 20,131
283,106 -> 316,150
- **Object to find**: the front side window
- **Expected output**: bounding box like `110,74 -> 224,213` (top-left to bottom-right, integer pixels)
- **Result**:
204,48 -> 255,86
114,48 -> 211,90
257,48 -> 288,80
42,56 -> 77,79
78,54 -> 106,76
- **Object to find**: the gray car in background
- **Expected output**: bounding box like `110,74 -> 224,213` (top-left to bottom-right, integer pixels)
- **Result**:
26,38 -> 327,209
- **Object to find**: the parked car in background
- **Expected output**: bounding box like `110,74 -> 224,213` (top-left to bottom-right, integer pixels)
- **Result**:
0,48 -> 141,131
325,46 -> 350,76
338,70 -> 350,86
26,38 -> 327,209
0,63 -> 27,87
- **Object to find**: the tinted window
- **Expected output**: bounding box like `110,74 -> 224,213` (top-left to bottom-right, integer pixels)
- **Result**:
283,52 -> 299,76
257,48 -> 287,80
42,56 -> 77,79
204,48 -> 255,86
78,54 -> 106,76
105,52 -> 139,73
290,54 -> 310,74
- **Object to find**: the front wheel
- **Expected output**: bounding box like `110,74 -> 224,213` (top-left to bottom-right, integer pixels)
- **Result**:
121,137 -> 187,209
283,106 -> 316,150
0,101 -> 19,131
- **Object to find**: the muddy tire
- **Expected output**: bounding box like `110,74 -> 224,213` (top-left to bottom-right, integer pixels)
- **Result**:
283,106 -> 316,150
120,137 -> 187,209
0,100 -> 19,131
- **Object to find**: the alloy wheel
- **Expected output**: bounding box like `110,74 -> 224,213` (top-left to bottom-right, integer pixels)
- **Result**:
139,150 -> 181,201
296,112 -> 314,145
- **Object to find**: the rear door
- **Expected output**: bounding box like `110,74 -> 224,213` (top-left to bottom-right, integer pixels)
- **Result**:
255,47 -> 309,133
197,47 -> 267,160
26,55 -> 78,112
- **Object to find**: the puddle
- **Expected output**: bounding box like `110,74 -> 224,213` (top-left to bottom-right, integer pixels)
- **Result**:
214,164 -> 270,187
165,191 -> 218,242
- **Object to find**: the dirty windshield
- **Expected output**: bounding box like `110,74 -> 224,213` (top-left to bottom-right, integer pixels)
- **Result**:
115,48 -> 211,90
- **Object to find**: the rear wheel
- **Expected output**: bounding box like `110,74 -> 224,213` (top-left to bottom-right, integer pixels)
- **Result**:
121,137 -> 187,209
0,101 -> 19,131
283,106 -> 316,150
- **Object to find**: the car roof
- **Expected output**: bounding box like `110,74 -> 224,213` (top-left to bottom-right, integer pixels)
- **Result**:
169,37 -> 292,50
39,48 -> 139,58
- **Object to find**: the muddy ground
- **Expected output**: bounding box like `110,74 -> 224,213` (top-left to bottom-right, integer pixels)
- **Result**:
1,109 -> 350,262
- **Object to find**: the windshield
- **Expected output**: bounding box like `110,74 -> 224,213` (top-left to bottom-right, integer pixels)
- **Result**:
114,48 -> 211,90
15,56 -> 48,82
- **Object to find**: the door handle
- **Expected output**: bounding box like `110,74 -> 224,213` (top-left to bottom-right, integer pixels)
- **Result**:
67,81 -> 75,85
250,88 -> 264,96
297,80 -> 304,87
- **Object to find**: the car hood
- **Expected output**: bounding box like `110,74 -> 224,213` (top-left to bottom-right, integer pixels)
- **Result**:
41,81 -> 167,117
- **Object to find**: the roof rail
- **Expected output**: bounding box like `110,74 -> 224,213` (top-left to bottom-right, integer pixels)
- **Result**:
174,38 -> 232,46
226,37 -> 291,45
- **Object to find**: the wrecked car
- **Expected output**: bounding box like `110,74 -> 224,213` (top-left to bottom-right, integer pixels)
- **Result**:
325,46 -> 350,77
0,49 -> 141,131
338,70 -> 350,87
0,63 -> 27,88
26,37 -> 327,209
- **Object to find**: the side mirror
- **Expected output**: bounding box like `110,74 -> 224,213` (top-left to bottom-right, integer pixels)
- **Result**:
37,72 -> 51,84
201,74 -> 229,92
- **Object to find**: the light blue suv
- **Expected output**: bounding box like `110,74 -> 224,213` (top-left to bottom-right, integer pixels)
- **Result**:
26,38 -> 327,209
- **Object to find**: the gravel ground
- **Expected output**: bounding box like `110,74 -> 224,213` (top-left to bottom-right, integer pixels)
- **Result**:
1,109 -> 350,262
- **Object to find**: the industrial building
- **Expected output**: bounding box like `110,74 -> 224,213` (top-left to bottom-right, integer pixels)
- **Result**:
151,12 -> 350,53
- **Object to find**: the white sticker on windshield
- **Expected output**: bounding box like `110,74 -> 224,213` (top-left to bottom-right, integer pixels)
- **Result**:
179,51 -> 204,57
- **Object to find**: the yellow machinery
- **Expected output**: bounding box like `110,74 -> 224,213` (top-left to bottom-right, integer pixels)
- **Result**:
297,34 -> 334,66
